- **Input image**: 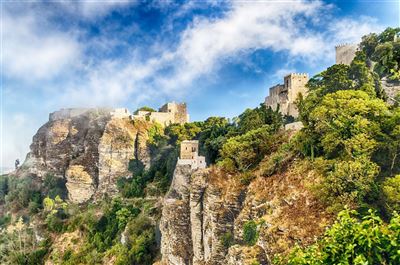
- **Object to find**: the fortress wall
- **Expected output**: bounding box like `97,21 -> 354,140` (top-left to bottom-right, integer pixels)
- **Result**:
265,84 -> 286,111
49,108 -> 90,121
111,108 -> 131,118
174,103 -> 189,124
335,44 -> 357,65
148,112 -> 174,126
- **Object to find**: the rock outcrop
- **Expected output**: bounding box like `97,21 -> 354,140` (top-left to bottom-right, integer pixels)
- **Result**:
20,108 -> 152,203
159,161 -> 333,265
381,77 -> 400,104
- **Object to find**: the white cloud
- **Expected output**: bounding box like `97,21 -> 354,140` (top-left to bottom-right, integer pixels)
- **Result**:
1,113 -> 39,169
1,0 -> 385,167
55,0 -> 136,19
328,16 -> 383,44
3,12 -> 81,81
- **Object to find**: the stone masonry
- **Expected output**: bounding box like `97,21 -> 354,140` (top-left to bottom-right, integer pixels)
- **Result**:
335,43 -> 358,65
177,140 -> 206,170
264,73 -> 309,117
132,102 -> 189,126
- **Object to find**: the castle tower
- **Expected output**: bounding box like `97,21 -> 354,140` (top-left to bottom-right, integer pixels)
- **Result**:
159,102 -> 190,124
180,140 -> 199,160
265,73 -> 308,118
335,44 -> 358,65
179,140 -> 206,169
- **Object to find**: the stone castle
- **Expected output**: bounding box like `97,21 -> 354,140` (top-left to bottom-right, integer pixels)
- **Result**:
264,73 -> 309,117
264,44 -> 358,118
177,140 -> 206,170
50,102 -> 189,127
132,102 -> 189,126
335,43 -> 358,65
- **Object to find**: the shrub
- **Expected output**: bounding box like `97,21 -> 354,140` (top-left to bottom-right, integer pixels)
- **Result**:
383,175 -> 400,212
275,208 -> 400,265
221,231 -> 234,248
317,158 -> 379,210
243,220 -> 259,246
219,126 -> 284,172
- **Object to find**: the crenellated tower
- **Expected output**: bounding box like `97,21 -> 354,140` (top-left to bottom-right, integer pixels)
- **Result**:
335,43 -> 358,65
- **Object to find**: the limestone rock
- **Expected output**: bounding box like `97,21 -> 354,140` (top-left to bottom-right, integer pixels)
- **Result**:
20,108 -> 152,203
65,165 -> 95,203
159,162 -> 333,265
381,77 -> 400,104
226,245 -> 269,265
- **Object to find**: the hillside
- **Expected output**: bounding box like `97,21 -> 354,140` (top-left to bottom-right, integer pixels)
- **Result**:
0,27 -> 400,265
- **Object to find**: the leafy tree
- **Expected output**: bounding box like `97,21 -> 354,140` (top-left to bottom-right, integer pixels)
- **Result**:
318,158 -> 380,209
218,125 -> 283,172
383,175 -> 400,212
276,209 -> 400,265
235,104 -> 283,134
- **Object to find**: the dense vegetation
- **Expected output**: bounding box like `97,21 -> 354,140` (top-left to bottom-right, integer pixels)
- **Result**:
0,27 -> 399,264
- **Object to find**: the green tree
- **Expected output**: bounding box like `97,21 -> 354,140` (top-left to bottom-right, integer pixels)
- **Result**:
276,209 -> 400,265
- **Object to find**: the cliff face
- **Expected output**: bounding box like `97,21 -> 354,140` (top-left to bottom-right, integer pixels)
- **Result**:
21,108 -> 151,203
159,162 -> 332,265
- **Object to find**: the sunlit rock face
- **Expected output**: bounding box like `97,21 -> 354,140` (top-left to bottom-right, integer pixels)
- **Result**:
20,108 -> 152,203
159,162 -> 333,265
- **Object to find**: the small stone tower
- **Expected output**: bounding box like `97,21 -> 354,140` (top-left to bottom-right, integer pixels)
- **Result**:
335,44 -> 358,65
265,73 -> 309,117
178,140 -> 206,169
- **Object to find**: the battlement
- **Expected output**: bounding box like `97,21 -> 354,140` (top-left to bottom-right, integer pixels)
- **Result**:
335,43 -> 355,48
286,73 -> 308,77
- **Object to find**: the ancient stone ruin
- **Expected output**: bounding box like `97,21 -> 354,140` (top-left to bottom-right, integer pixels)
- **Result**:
177,140 -> 206,170
335,43 -> 358,65
132,102 -> 189,126
264,73 -> 309,118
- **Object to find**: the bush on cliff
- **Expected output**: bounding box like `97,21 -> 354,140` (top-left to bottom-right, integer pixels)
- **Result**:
276,209 -> 400,265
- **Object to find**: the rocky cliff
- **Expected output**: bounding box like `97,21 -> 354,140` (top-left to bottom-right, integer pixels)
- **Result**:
20,108 -> 152,203
159,161 -> 332,265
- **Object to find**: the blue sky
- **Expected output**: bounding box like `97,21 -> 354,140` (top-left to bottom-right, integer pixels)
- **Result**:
1,0 -> 398,168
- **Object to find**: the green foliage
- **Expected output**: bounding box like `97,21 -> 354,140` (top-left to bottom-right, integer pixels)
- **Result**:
199,117 -> 233,164
84,198 -> 140,252
0,175 -> 8,203
219,126 -> 284,172
275,208 -> 400,265
243,220 -> 259,246
221,231 -> 234,248
165,122 -> 202,144
43,196 -> 68,233
317,158 -> 380,210
0,217 -> 50,265
235,104 -> 283,134
309,90 -> 387,159
383,175 -> 400,212
4,176 -> 42,211
133,106 -> 156,114
360,27 -> 400,80
43,173 -> 67,199
260,142 -> 294,177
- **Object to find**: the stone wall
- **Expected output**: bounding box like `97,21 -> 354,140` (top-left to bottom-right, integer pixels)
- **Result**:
264,73 -> 308,117
133,102 -> 189,126
335,44 -> 357,65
